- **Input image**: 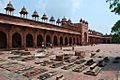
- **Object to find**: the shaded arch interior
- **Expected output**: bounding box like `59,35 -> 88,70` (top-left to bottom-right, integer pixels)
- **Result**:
0,31 -> 7,48
12,32 -> 22,48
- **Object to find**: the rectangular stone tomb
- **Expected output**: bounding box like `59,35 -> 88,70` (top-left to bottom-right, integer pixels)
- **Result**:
89,63 -> 98,70
23,68 -> 48,77
64,56 -> 71,61
8,56 -> 35,61
85,59 -> 95,66
38,71 -> 58,80
21,56 -> 35,61
35,60 -> 54,66
73,65 -> 87,72
0,62 -> 20,68
0,62 -> 26,72
65,58 -> 76,63
56,75 -> 64,80
11,50 -> 31,56
84,66 -> 101,76
8,56 -> 23,61
56,55 -> 64,61
61,63 -> 75,70
50,62 -> 64,68
75,51 -> 85,57
15,66 -> 34,74
74,59 -> 86,64
63,49 -> 72,51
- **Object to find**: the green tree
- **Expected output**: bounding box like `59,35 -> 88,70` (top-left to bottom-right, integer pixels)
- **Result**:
106,0 -> 120,43
111,20 -> 120,43
106,0 -> 120,14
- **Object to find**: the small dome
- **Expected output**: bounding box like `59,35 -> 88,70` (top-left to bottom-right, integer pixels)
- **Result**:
41,13 -> 48,20
68,19 -> 72,23
49,16 -> 55,22
56,18 -> 61,23
80,19 -> 82,22
32,10 -> 39,17
19,6 -> 28,14
82,20 -> 85,23
86,21 -> 88,24
5,1 -> 15,11
61,16 -> 67,22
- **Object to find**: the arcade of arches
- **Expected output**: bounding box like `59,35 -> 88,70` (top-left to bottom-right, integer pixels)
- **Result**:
0,30 -> 81,49
0,13 -> 112,50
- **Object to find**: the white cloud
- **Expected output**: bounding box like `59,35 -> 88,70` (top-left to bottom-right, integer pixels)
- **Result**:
38,0 -> 47,11
0,1 -> 2,8
37,0 -> 84,16
0,0 -> 4,12
71,0 -> 83,14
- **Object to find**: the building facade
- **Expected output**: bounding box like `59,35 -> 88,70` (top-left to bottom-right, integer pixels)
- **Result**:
0,2 -> 112,50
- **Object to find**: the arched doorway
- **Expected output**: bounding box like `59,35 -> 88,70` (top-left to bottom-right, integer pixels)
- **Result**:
26,34 -> 33,47
65,37 -> 68,45
77,38 -> 79,45
84,32 -> 87,44
53,36 -> 58,46
107,39 -> 110,43
0,31 -> 7,48
12,33 -> 22,48
46,35 -> 51,47
37,35 -> 43,47
60,36 -> 63,45
73,38 -> 75,45
69,37 -> 72,45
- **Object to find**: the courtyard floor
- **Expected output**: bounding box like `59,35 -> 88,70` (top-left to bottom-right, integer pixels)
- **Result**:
0,44 -> 120,80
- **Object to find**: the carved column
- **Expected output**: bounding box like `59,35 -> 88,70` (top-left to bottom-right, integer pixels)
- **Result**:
8,28 -> 12,49
34,29 -> 37,48
22,31 -> 26,49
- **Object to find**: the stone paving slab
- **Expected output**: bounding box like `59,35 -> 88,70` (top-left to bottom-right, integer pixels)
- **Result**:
0,44 -> 120,80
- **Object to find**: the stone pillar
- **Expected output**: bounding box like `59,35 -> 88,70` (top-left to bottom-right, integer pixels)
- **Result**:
51,34 -> 54,46
44,33 -> 47,47
22,31 -> 26,49
63,36 -> 65,46
75,37 -> 77,45
34,33 -> 37,48
6,32 -> 9,49
58,36 -> 60,46
8,29 -> 12,49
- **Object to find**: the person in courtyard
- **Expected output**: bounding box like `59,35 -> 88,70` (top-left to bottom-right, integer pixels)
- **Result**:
60,44 -> 62,50
50,43 -> 53,48
72,45 -> 74,51
42,42 -> 45,48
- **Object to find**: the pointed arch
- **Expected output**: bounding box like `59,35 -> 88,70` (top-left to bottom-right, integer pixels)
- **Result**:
0,31 -> 7,48
26,34 -> 33,47
37,35 -> 43,47
12,32 -> 22,48
65,37 -> 68,45
53,36 -> 58,46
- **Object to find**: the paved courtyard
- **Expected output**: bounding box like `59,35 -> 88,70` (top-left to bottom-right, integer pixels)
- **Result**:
0,44 -> 120,80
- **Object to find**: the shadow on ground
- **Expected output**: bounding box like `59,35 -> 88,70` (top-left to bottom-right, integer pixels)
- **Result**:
102,56 -> 120,71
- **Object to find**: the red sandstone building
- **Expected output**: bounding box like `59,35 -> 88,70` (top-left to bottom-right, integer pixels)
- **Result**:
0,2 -> 112,50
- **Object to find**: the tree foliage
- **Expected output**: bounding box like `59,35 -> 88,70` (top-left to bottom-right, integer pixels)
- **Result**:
106,0 -> 120,43
111,20 -> 120,43
106,0 -> 120,14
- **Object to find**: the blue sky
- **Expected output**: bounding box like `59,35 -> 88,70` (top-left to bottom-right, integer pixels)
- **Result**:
0,0 -> 119,34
